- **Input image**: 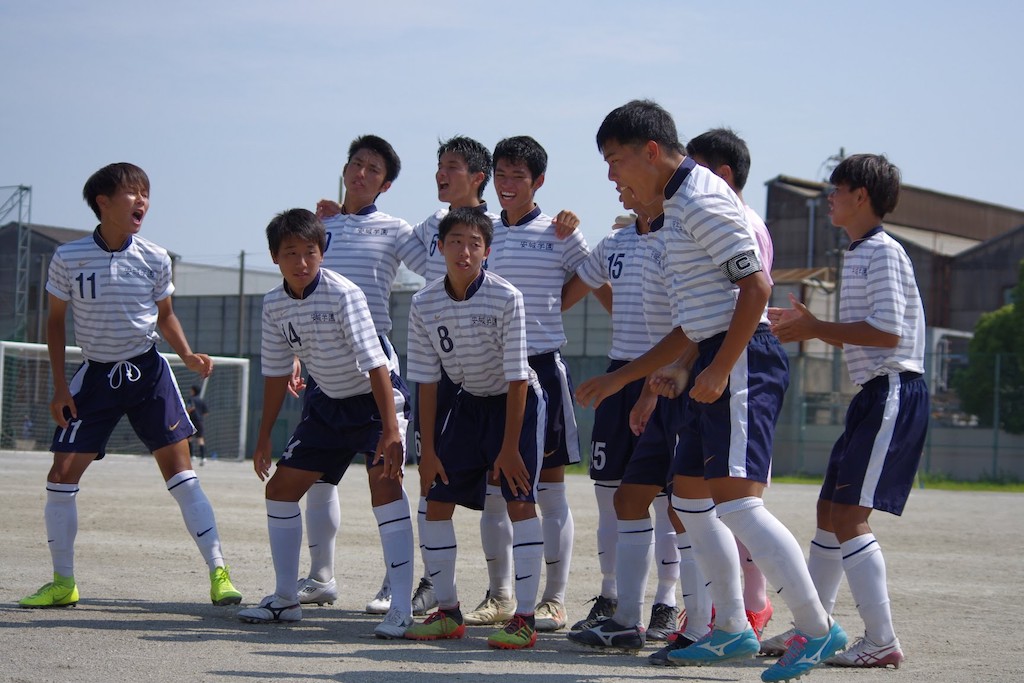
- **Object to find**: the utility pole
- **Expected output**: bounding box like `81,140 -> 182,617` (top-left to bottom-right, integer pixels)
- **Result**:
1,185 -> 33,341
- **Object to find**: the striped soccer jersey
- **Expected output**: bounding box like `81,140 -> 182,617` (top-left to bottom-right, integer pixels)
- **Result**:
321,205 -> 423,336
840,228 -> 926,385
662,158 -> 768,342
486,206 -> 590,355
411,203 -> 502,282
261,268 -> 388,399
46,229 -> 173,362
576,223 -> 662,361
407,271 -> 534,397
640,216 -> 676,346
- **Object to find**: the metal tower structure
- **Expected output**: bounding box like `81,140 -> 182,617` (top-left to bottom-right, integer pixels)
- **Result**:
1,185 -> 33,341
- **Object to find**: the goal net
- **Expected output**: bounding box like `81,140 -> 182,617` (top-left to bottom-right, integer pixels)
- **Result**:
0,341 -> 249,460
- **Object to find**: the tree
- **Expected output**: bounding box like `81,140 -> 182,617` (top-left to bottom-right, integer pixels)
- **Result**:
953,260 -> 1024,432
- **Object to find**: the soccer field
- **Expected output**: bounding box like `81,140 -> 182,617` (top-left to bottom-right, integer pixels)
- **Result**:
1,450 -> 1020,682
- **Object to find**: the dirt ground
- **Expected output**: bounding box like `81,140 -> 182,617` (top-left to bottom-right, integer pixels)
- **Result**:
1,449 -> 1021,682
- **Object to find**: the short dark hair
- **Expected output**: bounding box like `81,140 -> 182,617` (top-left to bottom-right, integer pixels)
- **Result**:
82,163 -> 150,220
686,128 -> 751,191
492,136 -> 547,181
596,99 -> 686,155
348,135 -> 401,183
438,206 -> 494,248
438,136 -> 493,199
830,154 -> 901,218
190,385 -> 201,396
266,208 -> 327,255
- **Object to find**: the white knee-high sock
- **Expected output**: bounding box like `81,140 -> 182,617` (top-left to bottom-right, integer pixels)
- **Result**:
737,538 -> 768,612
677,531 -> 713,639
511,517 -> 544,616
537,482 -> 574,604
594,481 -> 619,598
716,497 -> 829,637
44,482 -> 79,578
266,499 -> 302,602
842,534 -> 896,644
807,528 -> 843,615
422,519 -> 458,609
304,482 -> 339,582
166,470 -> 224,571
417,495 -> 429,581
653,493 -> 679,607
614,517 -> 654,628
672,496 -> 745,633
373,493 -> 414,616
480,485 -> 513,599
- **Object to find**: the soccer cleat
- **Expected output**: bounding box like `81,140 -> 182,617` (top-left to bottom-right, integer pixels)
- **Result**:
746,599 -> 774,641
487,613 -> 538,650
826,635 -> 904,669
570,595 -> 618,630
649,633 -> 697,665
666,626 -> 760,665
566,618 -> 646,652
464,590 -> 516,626
237,595 -> 301,623
647,603 -> 681,641
761,619 -> 848,682
210,566 -> 242,606
297,576 -> 338,606
760,627 -> 797,657
365,579 -> 392,614
403,605 -> 466,640
410,577 -> 438,616
374,607 -> 414,639
534,599 -> 567,632
19,574 -> 79,608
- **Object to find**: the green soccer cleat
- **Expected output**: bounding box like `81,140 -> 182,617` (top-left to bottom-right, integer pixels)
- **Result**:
488,614 -> 538,650
19,573 -> 79,608
210,565 -> 242,606
403,606 -> 466,640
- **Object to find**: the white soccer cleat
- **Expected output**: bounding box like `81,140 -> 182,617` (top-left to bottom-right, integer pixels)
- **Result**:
365,579 -> 392,614
238,595 -> 301,624
374,607 -> 414,639
297,576 -> 338,606
827,635 -> 905,668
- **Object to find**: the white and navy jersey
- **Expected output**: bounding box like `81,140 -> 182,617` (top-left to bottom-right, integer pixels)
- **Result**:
261,268 -> 388,399
411,203 -> 502,282
321,205 -> 422,336
840,228 -> 926,385
662,158 -> 768,342
407,271 -> 535,397
576,223 -> 658,361
46,229 -> 173,363
486,206 -> 590,355
641,216 -> 676,345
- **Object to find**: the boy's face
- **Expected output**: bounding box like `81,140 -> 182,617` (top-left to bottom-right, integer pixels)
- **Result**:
493,157 -> 543,217
601,139 -> 660,205
272,236 -> 323,295
827,183 -> 865,228
343,148 -> 392,206
95,185 -> 149,234
439,223 -> 489,280
436,151 -> 482,206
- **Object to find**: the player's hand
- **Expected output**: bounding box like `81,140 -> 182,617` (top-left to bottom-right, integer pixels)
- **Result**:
576,372 -> 624,409
689,361 -> 729,404
628,388 -> 657,436
374,427 -> 405,479
252,442 -> 273,481
768,293 -> 818,343
287,357 -> 306,398
50,386 -> 76,429
183,353 -> 213,379
316,199 -> 342,219
494,447 -> 531,497
418,449 -> 448,488
649,359 -> 691,399
552,210 -> 580,239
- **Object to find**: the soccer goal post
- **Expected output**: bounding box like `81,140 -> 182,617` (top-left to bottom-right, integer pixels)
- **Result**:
0,340 -> 250,460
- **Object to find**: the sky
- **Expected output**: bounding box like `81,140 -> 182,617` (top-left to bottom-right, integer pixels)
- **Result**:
2,1 -> 1021,273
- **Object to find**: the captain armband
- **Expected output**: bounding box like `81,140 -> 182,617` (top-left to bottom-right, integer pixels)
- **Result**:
719,250 -> 762,283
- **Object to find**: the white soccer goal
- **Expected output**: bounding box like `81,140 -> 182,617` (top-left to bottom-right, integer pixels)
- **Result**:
0,340 -> 249,460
